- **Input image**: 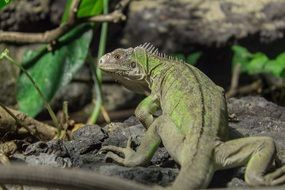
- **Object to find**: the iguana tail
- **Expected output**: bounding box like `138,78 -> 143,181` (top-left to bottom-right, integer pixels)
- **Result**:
0,165 -> 149,190
169,135 -> 216,190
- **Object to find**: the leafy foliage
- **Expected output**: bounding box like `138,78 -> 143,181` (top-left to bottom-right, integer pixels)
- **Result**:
232,45 -> 285,78
0,0 -> 12,9
173,52 -> 202,65
17,25 -> 93,117
17,0 -> 105,117
62,0 -> 103,23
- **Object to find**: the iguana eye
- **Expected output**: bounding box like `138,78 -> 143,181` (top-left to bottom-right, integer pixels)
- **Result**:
130,62 -> 136,68
114,53 -> 121,60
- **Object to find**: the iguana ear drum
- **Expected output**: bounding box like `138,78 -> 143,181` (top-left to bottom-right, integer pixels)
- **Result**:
130,62 -> 136,68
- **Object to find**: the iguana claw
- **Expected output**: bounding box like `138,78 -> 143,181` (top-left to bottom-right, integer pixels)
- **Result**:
101,137 -> 138,166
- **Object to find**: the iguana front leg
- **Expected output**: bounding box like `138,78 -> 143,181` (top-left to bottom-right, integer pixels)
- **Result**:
135,95 -> 159,128
214,136 -> 285,186
101,115 -> 164,167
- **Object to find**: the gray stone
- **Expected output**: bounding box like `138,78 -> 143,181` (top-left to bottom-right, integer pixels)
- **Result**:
9,96 -> 285,189
123,0 -> 285,50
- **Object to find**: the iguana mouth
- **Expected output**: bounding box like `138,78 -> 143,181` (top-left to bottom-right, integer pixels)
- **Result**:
99,64 -> 129,72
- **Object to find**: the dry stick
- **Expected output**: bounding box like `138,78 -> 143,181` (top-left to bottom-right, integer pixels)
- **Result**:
226,63 -> 241,98
59,101 -> 72,140
0,103 -> 34,135
226,63 -> 265,98
68,0 -> 82,24
63,101 -> 69,129
0,1 -> 127,44
236,79 -> 262,95
116,0 -> 131,9
100,106 -> 111,123
0,106 -> 56,140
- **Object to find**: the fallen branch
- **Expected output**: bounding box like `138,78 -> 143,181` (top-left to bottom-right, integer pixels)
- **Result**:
226,80 -> 263,98
0,106 -> 56,140
0,0 -> 129,44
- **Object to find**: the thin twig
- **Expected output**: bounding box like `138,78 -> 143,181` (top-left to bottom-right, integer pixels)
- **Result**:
226,80 -> 262,98
0,106 -> 57,140
100,106 -> 111,123
115,0 -> 131,10
237,80 -> 262,95
226,63 -> 241,98
0,103 -> 35,135
63,101 -> 69,130
68,0 -> 81,24
85,10 -> 126,23
0,103 -> 20,126
0,0 -> 128,44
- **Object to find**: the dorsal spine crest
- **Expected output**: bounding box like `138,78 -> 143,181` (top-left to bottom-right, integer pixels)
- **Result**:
137,42 -> 186,64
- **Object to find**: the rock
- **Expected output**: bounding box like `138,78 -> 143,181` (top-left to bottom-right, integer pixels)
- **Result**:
228,96 -> 285,151
10,96 -> 285,189
102,118 -> 176,167
86,163 -> 178,187
0,0 -> 65,32
123,0 -> 285,50
13,140 -> 71,167
65,125 -> 108,166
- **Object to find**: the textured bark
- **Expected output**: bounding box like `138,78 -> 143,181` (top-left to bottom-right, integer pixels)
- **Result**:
0,106 -> 57,140
123,0 -> 285,51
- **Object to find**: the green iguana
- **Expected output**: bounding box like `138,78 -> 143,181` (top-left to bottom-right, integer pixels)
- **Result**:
99,43 -> 285,189
0,44 -> 284,190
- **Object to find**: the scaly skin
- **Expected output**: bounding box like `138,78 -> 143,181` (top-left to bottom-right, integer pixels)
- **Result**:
99,43 -> 285,189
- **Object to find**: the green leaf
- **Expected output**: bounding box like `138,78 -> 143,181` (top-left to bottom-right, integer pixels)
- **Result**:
62,0 -> 103,23
231,45 -> 285,78
0,0 -> 12,9
78,0 -> 103,17
186,52 -> 202,65
17,25 -> 93,117
246,53 -> 268,74
61,0 -> 72,23
264,53 -> 285,77
232,45 -> 253,71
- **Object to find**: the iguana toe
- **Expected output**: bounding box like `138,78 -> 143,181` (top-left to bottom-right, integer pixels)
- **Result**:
264,165 -> 285,186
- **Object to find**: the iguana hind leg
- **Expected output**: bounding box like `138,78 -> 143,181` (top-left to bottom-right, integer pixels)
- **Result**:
214,136 -> 285,186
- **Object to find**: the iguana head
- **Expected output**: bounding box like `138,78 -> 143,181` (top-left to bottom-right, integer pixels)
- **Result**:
98,43 -> 161,94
